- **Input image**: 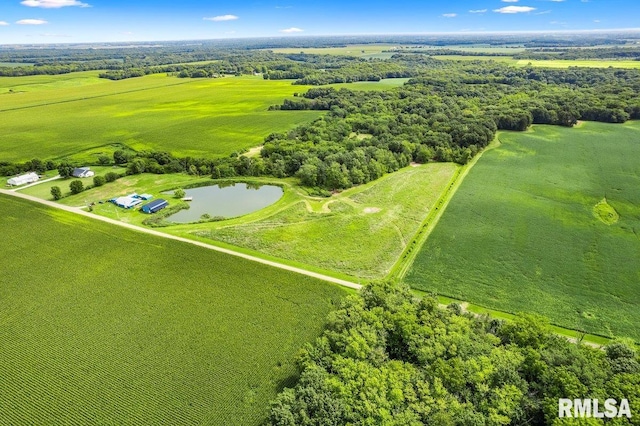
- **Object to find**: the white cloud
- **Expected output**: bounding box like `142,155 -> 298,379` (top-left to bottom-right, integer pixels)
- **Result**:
502,0 -> 519,2
549,0 -> 565,2
280,27 -> 303,33
593,19 -> 600,23
17,19 -> 48,25
203,15 -> 239,22
469,9 -> 488,13
494,6 -> 536,13
535,10 -> 552,14
0,21 -> 10,26
21,0 -> 90,8
40,33 -> 72,37
442,13 -> 457,18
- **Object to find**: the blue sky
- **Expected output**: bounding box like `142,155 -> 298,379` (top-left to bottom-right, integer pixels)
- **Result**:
0,0 -> 638,44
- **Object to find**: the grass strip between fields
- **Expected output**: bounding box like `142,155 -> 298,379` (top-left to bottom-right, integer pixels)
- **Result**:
390,137 -> 501,280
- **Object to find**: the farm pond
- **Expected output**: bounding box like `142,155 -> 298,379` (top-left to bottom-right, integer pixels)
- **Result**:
166,182 -> 283,223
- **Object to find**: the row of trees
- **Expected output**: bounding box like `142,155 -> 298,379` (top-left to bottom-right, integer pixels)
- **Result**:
515,47 -> 640,61
269,282 -> 639,425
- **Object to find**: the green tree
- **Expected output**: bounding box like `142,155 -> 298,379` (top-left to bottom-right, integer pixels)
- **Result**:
93,175 -> 106,187
126,158 -> 146,175
174,188 -> 186,199
50,186 -> 62,200
113,150 -> 131,165
57,162 -> 75,179
69,180 -> 84,194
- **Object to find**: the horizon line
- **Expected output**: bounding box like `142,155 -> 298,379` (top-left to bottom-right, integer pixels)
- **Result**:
2,28 -> 640,48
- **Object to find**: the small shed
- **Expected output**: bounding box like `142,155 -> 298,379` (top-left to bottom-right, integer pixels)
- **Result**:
72,167 -> 95,178
142,199 -> 168,214
8,172 -> 39,186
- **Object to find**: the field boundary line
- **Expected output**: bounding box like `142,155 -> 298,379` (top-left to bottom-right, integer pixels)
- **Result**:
389,137 -> 502,280
0,188 -> 362,291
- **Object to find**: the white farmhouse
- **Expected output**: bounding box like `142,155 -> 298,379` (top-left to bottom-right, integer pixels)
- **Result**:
72,167 -> 95,178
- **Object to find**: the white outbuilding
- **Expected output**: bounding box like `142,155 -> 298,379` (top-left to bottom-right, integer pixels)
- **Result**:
7,172 -> 39,186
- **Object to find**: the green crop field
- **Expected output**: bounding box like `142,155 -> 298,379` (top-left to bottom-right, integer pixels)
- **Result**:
0,73 -> 322,163
404,122 -> 640,340
329,77 -> 411,91
516,59 -> 640,69
269,44 -> 400,58
0,71 -> 105,94
433,55 -> 518,64
180,163 -> 458,279
0,194 -> 347,425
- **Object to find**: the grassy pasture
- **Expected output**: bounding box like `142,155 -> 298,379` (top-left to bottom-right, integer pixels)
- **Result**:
0,194 -> 347,425
0,74 -> 322,162
404,122 -> 640,341
179,163 -> 458,279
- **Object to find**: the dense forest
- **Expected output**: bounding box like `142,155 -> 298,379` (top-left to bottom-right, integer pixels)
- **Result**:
268,282 -> 640,425
260,62 -> 640,190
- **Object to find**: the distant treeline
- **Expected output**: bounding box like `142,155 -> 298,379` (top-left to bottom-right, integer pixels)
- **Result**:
3,34 -> 639,77
514,47 -> 640,61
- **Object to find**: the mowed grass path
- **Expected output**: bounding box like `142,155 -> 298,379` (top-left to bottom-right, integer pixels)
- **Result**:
404,122 -> 640,340
0,74 -> 321,162
185,164 -> 458,279
0,194 -> 347,425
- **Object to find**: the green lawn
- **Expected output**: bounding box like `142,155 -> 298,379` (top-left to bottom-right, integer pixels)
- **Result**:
0,74 -> 322,162
404,122 -> 640,341
16,165 -> 126,199
178,163 -> 458,279
0,194 -> 347,425
18,170 -> 196,206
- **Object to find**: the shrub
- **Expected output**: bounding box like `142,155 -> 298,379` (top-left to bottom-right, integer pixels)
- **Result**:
93,175 -> 106,187
69,180 -> 84,194
104,172 -> 119,183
